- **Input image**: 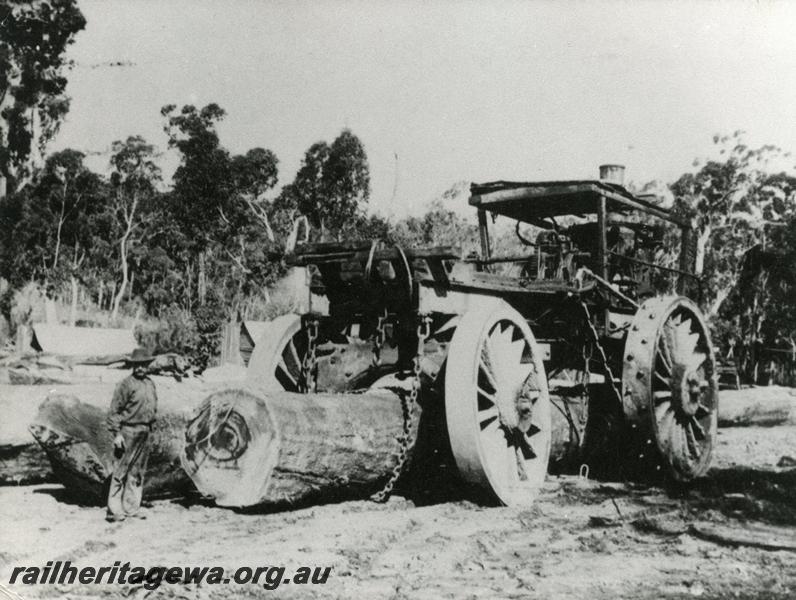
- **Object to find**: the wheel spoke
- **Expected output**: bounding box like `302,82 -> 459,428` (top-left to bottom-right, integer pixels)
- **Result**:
695,403 -> 712,419
479,414 -> 499,430
477,387 -> 497,406
655,401 -> 672,425
654,370 -> 671,387
660,325 -> 676,367
486,328 -> 512,391
508,443 -> 523,482
685,423 -> 702,459
478,403 -> 498,421
276,361 -> 298,387
690,418 -> 706,440
479,356 -> 499,392
479,421 -> 509,489
672,422 -> 688,462
653,390 -> 672,404
287,339 -> 302,372
657,342 -> 673,374
519,440 -> 537,460
525,423 -> 542,437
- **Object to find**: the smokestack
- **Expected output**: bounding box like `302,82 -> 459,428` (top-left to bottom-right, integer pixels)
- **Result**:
599,164 -> 625,186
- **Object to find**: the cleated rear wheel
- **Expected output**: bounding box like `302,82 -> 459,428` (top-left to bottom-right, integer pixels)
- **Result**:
622,296 -> 718,481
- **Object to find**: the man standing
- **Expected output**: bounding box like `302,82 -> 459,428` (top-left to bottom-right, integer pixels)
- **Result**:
106,348 -> 158,522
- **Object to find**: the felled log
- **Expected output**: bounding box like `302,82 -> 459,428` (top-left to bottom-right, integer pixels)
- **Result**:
29,394 -> 195,502
181,384 -> 418,508
182,381 -> 590,509
718,386 -> 796,427
0,378 -> 231,488
7,368 -> 74,385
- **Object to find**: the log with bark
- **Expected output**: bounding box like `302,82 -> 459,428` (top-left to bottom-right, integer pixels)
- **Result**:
0,378 -> 232,488
718,386 -> 796,427
181,383 -> 418,508
29,394 -> 195,503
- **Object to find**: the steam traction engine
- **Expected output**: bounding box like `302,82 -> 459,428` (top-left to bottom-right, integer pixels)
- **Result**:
248,171 -> 718,507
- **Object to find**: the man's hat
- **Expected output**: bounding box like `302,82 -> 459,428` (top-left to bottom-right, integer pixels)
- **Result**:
126,348 -> 154,364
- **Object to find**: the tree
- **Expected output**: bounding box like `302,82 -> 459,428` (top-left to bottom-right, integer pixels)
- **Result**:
0,149 -> 107,324
670,132 -> 796,316
289,129 -> 370,240
161,103 -> 232,306
109,135 -> 161,319
223,147 -> 281,287
392,200 -> 478,252
0,0 -> 86,191
230,147 -> 279,241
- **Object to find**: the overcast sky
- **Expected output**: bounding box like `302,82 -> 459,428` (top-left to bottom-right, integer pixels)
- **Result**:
53,0 -> 796,217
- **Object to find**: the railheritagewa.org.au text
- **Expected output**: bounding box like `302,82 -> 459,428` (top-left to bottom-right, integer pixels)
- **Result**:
8,561 -> 332,590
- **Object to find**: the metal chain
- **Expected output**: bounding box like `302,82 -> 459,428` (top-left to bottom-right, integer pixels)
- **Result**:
301,318 -> 319,393
579,301 -> 623,408
371,314 -> 431,503
372,308 -> 388,367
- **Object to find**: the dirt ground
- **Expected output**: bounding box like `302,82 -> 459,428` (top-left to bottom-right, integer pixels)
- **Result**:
1,424 -> 795,600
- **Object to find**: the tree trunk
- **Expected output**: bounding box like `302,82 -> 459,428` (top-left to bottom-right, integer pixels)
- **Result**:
53,207 -> 64,271
109,280 -> 117,313
69,243 -> 84,326
708,285 -> 732,318
694,224 -> 711,276
198,251 -> 207,306
69,275 -> 78,327
112,236 -> 129,320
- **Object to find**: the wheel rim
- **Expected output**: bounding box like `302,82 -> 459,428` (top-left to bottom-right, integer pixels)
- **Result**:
446,298 -> 551,506
623,296 -> 718,480
246,314 -> 305,392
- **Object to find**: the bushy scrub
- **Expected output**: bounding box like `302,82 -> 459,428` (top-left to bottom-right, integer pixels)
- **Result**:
134,305 -> 199,358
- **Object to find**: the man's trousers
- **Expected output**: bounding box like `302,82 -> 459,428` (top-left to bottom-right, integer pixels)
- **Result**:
106,424 -> 151,520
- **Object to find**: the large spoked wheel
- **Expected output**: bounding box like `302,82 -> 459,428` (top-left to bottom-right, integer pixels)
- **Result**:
623,296 -> 718,481
445,298 -> 552,507
246,314 -> 306,392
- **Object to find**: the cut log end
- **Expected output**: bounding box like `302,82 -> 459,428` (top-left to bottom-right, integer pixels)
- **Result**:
182,389 -> 280,507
